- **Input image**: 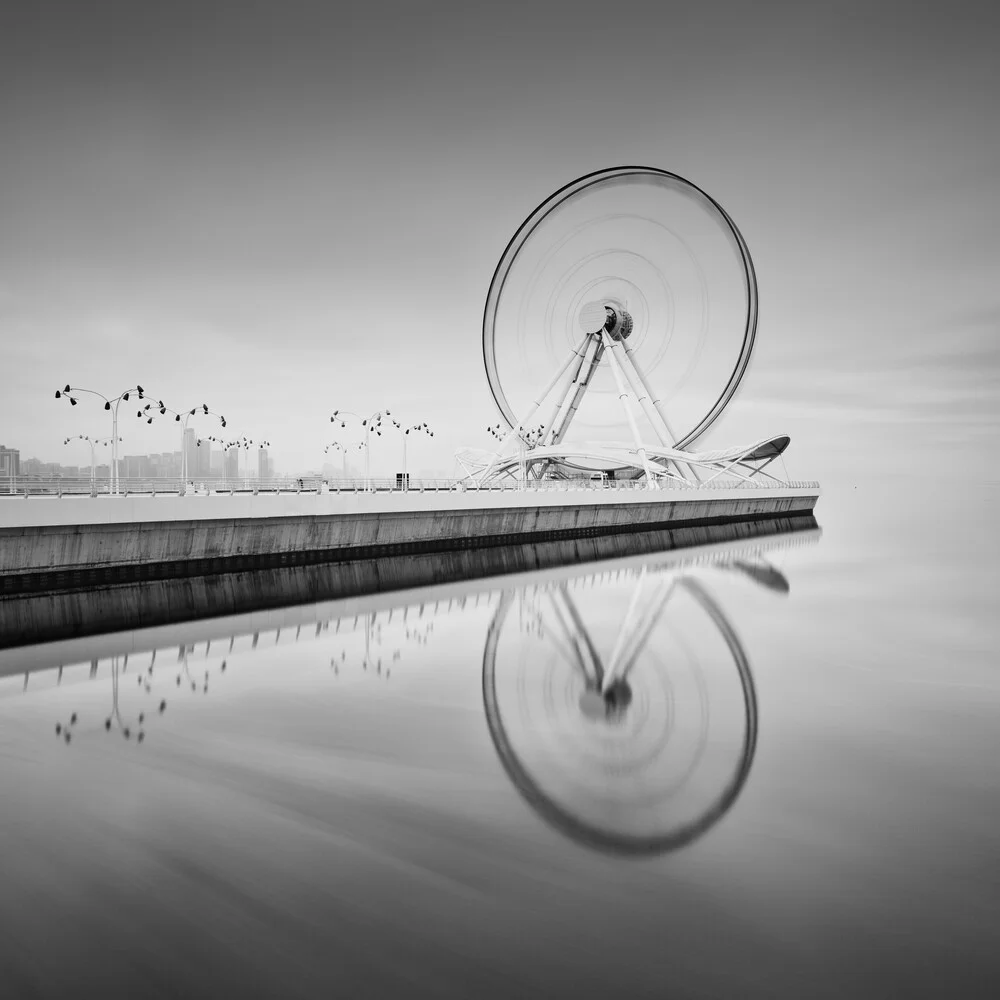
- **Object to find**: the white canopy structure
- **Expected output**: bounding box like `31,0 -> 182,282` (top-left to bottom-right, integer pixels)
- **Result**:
458,435 -> 791,488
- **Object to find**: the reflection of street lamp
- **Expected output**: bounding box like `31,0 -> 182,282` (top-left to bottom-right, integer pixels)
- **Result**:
63,434 -> 120,485
388,419 -> 434,489
324,440 -> 364,480
330,409 -> 390,491
55,383 -> 147,493
137,401 -> 227,480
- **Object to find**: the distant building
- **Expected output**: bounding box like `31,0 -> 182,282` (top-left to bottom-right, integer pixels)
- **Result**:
257,448 -> 269,480
195,438 -> 212,478
224,447 -> 239,479
122,455 -> 152,478
183,427 -> 198,479
0,444 -> 20,479
150,453 -> 173,478
210,451 -> 223,475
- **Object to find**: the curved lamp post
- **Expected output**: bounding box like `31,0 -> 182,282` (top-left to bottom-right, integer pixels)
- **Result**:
55,384 -> 147,493
137,401 -> 227,481
487,421 -> 545,485
215,434 -> 263,488
389,419 -> 434,490
324,440 -> 364,481
63,434 -> 120,485
330,409 -> 391,491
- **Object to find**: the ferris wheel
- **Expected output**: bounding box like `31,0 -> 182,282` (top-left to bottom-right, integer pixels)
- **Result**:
462,167 -> 792,487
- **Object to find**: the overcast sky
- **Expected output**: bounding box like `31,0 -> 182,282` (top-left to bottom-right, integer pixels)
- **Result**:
1,0 -> 996,479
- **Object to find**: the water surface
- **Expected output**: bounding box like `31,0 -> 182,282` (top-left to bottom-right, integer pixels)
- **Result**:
1,491 -> 997,998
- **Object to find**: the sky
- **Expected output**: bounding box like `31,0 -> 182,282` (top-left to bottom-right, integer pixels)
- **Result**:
1,0 -> 997,481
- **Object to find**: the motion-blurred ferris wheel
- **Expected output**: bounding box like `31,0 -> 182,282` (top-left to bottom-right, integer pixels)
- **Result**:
461,167 -> 792,487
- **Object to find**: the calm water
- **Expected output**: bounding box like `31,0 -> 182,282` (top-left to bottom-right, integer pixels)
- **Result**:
1,487 -> 998,998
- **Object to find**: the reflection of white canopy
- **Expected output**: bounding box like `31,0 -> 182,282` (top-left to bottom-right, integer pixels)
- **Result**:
457,434 -> 792,487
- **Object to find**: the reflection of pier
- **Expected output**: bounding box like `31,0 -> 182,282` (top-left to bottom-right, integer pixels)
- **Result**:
0,514 -> 817,659
3,520 -> 817,851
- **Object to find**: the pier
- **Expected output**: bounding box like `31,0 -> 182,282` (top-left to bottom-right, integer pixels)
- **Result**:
0,477 -> 819,591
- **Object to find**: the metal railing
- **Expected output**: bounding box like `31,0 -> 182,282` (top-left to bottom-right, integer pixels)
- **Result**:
0,475 -> 821,498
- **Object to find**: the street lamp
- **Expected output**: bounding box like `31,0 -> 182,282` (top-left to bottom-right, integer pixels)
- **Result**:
63,434 -> 120,486
330,409 -> 390,491
388,419 -> 434,490
216,434 -> 262,488
137,401 -> 227,481
487,421 -> 544,485
55,383 -> 148,493
323,440 -> 365,481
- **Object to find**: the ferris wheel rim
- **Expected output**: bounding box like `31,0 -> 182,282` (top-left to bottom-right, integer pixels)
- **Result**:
481,576 -> 759,856
481,165 -> 759,451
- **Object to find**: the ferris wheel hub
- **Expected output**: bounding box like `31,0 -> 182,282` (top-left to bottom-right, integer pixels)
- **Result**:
579,680 -> 633,723
578,299 -> 633,341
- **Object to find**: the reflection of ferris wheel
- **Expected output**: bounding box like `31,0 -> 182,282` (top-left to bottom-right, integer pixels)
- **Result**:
462,167 -> 794,487
482,570 -> 759,856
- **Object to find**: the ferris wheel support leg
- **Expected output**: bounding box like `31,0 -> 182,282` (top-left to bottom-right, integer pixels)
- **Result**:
553,584 -> 605,686
602,578 -> 678,694
546,588 -> 600,687
602,331 -> 657,488
614,347 -> 672,446
621,341 -> 703,483
537,334 -> 597,450
601,567 -> 648,691
477,334 -> 591,484
550,337 -> 606,446
613,343 -> 690,483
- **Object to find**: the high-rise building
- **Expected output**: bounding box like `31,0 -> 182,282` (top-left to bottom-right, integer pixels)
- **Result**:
182,427 -> 198,479
210,451 -> 223,475
195,438 -> 212,478
224,447 -> 239,480
257,448 -> 269,480
0,444 -> 20,480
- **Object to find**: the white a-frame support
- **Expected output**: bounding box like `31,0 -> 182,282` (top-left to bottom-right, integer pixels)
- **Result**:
477,302 -> 696,487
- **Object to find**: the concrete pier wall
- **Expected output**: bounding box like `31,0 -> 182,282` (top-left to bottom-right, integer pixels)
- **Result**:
0,515 -> 819,650
0,487 -> 818,587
